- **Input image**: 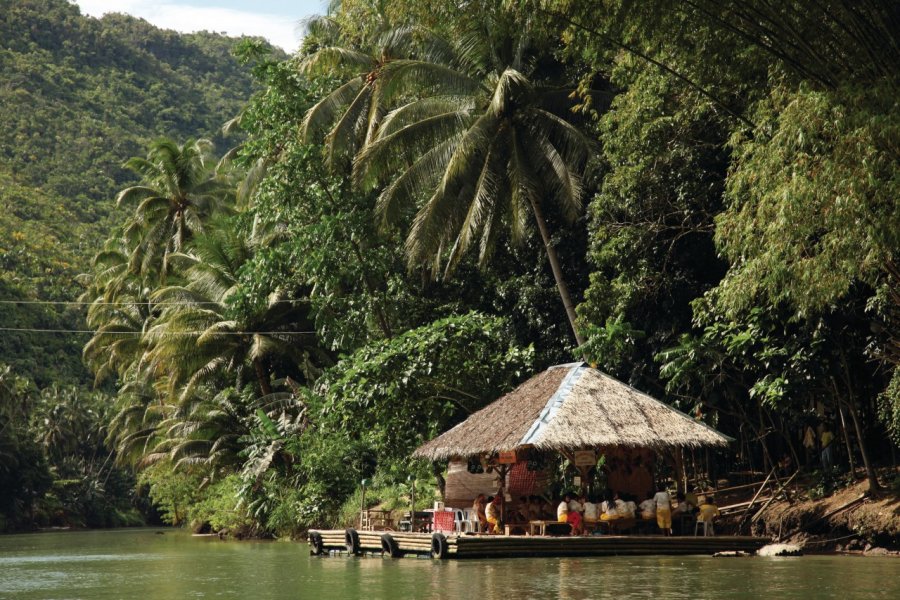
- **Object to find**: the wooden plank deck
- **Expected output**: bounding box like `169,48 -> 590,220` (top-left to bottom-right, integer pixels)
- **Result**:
308,529 -> 769,559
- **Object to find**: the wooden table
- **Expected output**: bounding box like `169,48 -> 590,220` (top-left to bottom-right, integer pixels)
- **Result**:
529,520 -> 549,536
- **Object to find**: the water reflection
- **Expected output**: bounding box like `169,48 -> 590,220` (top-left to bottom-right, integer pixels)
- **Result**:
1,530 -> 898,600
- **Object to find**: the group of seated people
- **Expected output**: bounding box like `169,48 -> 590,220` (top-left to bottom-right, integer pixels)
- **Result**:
472,485 -> 720,536
554,485 -> 720,536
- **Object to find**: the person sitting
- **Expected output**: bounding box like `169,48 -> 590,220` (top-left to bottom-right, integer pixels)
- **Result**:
527,495 -> 543,520
609,491 -> 633,519
485,495 -> 502,534
639,491 -> 656,520
653,485 -> 672,535
673,491 -> 695,514
473,494 -> 488,533
558,493 -> 583,535
583,495 -> 599,524
696,495 -> 720,533
540,496 -> 555,519
622,493 -> 638,518
557,494 -> 570,523
516,496 -> 531,523
684,485 -> 698,508
600,491 -> 620,521
568,493 -> 584,516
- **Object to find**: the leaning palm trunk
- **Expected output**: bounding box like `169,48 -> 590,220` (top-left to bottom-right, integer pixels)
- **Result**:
529,196 -> 585,347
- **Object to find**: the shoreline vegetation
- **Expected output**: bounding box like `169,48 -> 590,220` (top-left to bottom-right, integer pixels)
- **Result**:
1,0 -> 898,555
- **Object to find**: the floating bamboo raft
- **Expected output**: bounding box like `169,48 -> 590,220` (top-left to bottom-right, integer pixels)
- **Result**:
308,529 -> 769,559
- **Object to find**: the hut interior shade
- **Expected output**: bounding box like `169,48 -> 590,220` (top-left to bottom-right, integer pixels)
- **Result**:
414,362 -> 733,461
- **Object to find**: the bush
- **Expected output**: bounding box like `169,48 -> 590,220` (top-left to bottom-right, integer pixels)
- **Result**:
188,475 -> 256,537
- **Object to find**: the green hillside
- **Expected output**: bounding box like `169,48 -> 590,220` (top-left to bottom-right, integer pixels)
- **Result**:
0,0 -> 276,386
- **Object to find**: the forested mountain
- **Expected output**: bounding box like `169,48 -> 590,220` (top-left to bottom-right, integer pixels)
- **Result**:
0,0 -> 278,386
2,0 -> 897,539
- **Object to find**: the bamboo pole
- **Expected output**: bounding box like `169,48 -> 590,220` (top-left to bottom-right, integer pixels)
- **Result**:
751,470 -> 799,523
737,467 -> 775,532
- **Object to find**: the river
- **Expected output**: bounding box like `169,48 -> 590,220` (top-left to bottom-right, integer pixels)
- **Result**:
0,529 -> 897,599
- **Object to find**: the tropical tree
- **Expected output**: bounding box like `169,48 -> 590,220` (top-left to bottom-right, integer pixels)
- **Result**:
297,7 -> 458,171
346,6 -> 597,345
142,222 -> 325,402
115,137 -> 235,278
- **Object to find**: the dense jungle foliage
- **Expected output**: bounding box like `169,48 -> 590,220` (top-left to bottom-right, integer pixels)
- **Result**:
0,0 -> 275,387
0,0 -> 276,530
2,0 -> 898,535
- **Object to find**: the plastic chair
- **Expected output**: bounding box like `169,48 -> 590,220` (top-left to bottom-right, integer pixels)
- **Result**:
453,509 -> 468,533
463,508 -> 480,533
694,519 -> 715,536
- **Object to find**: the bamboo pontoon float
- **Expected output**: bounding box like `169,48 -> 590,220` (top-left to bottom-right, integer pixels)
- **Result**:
308,529 -> 769,559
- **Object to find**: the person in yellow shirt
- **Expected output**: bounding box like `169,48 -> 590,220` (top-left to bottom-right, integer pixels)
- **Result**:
697,496 -> 719,521
696,495 -> 720,536
820,424 -> 835,472
485,495 -> 502,534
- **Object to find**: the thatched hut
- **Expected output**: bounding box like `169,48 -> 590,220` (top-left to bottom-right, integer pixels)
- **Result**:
415,362 -> 732,502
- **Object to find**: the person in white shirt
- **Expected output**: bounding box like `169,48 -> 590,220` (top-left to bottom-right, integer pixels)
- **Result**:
568,495 -> 583,514
653,485 -> 672,535
557,493 -> 583,535
557,497 -> 569,523
583,496 -> 599,524
600,490 -> 619,521
639,491 -> 656,520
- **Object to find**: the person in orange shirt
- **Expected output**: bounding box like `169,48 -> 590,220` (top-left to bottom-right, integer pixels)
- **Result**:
485,495 -> 502,534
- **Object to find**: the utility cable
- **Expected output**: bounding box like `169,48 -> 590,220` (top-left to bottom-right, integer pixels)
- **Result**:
0,327 -> 316,336
0,299 -> 303,306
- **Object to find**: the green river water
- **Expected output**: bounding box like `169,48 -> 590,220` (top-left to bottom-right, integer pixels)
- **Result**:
0,529 -> 897,599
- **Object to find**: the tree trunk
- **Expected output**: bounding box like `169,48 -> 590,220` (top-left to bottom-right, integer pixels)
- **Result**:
432,463 -> 446,498
836,400 -> 857,476
844,398 -> 881,492
839,353 -> 881,492
253,358 -> 272,397
529,198 -> 585,347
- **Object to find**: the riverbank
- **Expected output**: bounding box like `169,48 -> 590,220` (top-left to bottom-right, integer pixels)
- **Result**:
750,470 -> 900,555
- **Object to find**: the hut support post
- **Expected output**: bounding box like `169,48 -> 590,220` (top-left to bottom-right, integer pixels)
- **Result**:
498,464 -> 513,525
360,483 -> 366,530
673,449 -> 687,493
578,466 -> 591,494
410,477 -> 416,532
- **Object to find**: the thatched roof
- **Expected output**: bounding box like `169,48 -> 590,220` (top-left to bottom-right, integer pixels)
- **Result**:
414,362 -> 732,461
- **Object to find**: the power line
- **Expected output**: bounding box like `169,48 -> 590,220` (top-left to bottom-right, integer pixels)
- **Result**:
0,327 -> 316,336
0,299 -> 304,306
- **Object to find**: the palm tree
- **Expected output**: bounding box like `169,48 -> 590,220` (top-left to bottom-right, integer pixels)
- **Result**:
141,224 -> 323,403
298,6 -> 467,171
352,11 -> 596,345
116,137 -> 235,279
81,241 -> 154,386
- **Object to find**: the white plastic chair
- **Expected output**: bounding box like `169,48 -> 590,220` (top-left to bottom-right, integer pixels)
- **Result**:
694,519 -> 715,536
462,508 -> 479,533
453,509 -> 468,533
